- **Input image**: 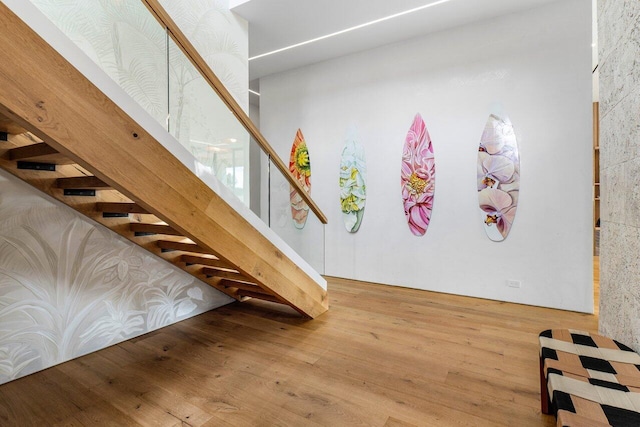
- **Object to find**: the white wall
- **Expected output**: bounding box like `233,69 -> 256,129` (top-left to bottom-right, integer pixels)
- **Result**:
261,0 -> 593,312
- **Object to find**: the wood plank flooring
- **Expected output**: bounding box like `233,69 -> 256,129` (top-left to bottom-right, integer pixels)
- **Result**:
594,255 -> 600,316
0,277 -> 598,426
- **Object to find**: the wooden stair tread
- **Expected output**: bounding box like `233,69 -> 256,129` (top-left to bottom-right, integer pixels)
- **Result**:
156,240 -> 209,254
219,279 -> 271,294
202,266 -> 250,281
8,142 -> 75,165
96,202 -> 149,214
56,176 -> 110,189
181,254 -> 232,270
9,142 -> 55,158
130,223 -> 181,236
0,112 -> 26,135
236,289 -> 283,304
216,275 -> 261,287
219,277 -> 282,303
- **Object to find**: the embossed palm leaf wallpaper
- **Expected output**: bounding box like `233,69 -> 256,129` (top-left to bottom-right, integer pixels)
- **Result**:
0,172 -> 233,384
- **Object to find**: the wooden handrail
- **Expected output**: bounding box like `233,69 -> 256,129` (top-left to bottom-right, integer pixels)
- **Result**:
140,0 -> 328,224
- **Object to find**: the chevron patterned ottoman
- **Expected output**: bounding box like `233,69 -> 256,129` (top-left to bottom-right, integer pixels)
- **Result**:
539,329 -> 640,426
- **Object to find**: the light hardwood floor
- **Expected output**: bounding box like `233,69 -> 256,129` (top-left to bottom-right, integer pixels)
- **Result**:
0,277 -> 598,426
594,255 -> 600,316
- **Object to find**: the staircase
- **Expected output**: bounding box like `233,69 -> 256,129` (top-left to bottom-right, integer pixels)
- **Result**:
0,3 -> 328,318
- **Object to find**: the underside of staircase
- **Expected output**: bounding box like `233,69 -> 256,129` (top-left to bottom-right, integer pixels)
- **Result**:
0,3 -> 328,318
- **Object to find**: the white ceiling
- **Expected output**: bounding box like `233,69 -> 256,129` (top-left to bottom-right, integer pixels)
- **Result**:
232,0 -> 563,82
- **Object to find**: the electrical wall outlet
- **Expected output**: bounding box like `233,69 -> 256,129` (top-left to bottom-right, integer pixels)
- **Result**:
507,280 -> 522,288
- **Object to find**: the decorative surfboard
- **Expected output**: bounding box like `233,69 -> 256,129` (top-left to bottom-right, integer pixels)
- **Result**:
477,114 -> 520,242
289,128 -> 311,229
401,113 -> 435,236
339,131 -> 366,233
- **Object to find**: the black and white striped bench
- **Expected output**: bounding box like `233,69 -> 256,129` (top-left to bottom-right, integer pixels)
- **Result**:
539,329 -> 640,426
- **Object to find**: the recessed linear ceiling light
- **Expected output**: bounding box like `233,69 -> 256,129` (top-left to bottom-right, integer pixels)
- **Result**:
249,0 -> 452,61
249,89 -> 261,96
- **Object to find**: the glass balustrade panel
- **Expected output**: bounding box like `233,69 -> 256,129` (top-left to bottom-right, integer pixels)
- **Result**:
167,38 -> 250,205
30,0 -> 169,130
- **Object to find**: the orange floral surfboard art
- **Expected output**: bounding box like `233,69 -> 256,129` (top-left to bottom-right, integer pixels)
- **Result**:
289,129 -> 311,229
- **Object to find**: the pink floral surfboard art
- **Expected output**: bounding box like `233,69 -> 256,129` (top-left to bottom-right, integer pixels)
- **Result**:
401,113 -> 435,236
289,128 -> 311,229
477,114 -> 520,242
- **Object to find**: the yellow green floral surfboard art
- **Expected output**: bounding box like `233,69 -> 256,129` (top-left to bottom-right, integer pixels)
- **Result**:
339,131 -> 366,232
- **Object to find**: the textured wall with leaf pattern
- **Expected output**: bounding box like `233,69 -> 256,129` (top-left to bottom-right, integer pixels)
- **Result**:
0,171 -> 233,384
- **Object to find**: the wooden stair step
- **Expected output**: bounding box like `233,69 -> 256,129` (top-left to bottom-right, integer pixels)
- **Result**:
219,279 -> 271,294
95,202 -> 149,214
9,143 -> 56,159
0,112 -> 26,135
156,240 -> 209,254
236,289 -> 283,304
202,266 -> 250,281
8,142 -> 75,165
181,254 -> 232,270
130,223 -> 182,236
56,176 -> 110,189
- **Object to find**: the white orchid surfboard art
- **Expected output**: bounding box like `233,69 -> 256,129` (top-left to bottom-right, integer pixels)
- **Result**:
289,128 -> 311,229
477,114 -> 520,242
401,113 -> 436,236
339,133 -> 366,233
